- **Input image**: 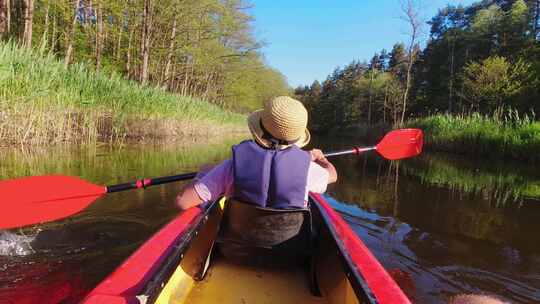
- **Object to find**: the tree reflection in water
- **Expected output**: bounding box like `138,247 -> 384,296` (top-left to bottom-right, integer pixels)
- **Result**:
323,151 -> 540,303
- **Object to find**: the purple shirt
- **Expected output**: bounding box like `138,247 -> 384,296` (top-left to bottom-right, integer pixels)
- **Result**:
193,159 -> 329,207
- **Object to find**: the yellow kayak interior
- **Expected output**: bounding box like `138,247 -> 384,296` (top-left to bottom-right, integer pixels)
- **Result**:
183,259 -> 326,304
154,200 -> 360,304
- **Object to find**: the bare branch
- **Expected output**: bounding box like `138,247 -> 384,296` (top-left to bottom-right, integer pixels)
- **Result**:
398,0 -> 425,126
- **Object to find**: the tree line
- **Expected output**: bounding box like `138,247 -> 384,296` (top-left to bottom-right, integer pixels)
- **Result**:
0,0 -> 289,111
295,0 -> 540,132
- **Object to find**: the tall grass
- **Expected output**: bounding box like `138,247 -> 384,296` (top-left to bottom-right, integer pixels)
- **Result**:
408,113 -> 540,162
0,42 -> 246,146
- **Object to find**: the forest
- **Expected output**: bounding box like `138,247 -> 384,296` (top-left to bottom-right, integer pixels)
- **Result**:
295,0 -> 540,132
0,0 -> 289,112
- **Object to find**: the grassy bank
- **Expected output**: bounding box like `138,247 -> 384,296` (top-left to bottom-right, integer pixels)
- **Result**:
0,42 -> 246,146
408,114 -> 540,162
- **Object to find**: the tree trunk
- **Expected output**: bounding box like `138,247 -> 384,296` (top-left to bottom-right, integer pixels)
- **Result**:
85,0 -> 93,26
50,7 -> 58,52
139,0 -> 151,85
163,15 -> 177,88
400,52 -> 413,126
0,0 -> 9,38
383,83 -> 388,124
534,0 -> 540,38
458,47 -> 469,114
116,6 -> 125,61
448,36 -> 455,113
399,0 -> 420,126
393,96 -> 398,127
64,0 -> 81,68
39,2 -> 50,50
22,0 -> 33,47
126,26 -> 134,79
168,64 -> 177,92
95,0 -> 103,72
182,62 -> 192,96
14,0 -> 22,40
367,68 -> 375,126
5,0 -> 9,35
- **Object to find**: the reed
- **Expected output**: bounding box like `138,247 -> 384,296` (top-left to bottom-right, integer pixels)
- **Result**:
0,42 -> 246,146
408,113 -> 540,162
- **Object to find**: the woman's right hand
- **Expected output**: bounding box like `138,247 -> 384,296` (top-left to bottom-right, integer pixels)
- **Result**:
310,149 -> 326,162
310,148 -> 338,184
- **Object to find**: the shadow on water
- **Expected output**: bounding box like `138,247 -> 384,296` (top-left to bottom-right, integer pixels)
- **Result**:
318,134 -> 540,303
0,138 -> 243,304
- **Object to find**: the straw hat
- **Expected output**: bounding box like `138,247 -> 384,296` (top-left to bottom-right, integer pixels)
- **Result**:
247,96 -> 311,149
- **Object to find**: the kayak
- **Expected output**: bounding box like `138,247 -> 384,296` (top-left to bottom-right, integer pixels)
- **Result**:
82,193 -> 410,304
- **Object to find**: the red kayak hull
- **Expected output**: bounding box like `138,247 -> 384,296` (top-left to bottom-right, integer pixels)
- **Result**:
82,195 -> 410,304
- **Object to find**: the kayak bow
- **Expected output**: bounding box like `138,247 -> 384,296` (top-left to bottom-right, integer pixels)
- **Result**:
82,195 -> 410,304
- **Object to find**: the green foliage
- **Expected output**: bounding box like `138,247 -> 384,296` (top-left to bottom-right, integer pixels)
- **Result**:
0,41 -> 244,122
471,4 -> 503,35
460,56 -> 532,113
296,0 -> 540,152
223,55 -> 290,112
416,0 -> 540,115
0,41 -> 245,145
2,0 -> 288,111
509,0 -> 529,28
388,43 -> 407,81
296,57 -> 406,132
408,113 -> 540,162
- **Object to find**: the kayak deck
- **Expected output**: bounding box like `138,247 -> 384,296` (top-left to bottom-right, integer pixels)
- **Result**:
152,199 -> 361,304
84,197 -> 410,304
183,257 -> 327,304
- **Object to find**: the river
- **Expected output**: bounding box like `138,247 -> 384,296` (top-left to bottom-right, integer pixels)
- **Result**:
0,137 -> 539,303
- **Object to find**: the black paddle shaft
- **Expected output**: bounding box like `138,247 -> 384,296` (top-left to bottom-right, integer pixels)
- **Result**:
105,148 -> 370,193
106,172 -> 197,193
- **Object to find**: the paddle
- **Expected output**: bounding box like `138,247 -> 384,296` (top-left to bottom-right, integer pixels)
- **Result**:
0,128 -> 423,229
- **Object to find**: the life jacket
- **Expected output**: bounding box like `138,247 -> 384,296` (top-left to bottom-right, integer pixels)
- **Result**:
232,140 -> 310,209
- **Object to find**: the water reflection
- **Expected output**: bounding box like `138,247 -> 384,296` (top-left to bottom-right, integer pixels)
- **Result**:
325,151 -> 540,303
1,137 -> 539,303
0,139 -> 242,303
403,153 -> 540,206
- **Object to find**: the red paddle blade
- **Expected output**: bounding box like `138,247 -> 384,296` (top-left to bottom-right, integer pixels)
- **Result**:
0,175 -> 107,229
376,128 -> 423,160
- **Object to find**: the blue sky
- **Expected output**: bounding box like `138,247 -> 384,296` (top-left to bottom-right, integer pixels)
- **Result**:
250,0 -> 479,87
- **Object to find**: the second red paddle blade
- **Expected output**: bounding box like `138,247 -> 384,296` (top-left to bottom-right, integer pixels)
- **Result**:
376,129 -> 423,160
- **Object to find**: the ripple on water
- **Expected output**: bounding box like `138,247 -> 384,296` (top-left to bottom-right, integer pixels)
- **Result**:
0,230 -> 36,257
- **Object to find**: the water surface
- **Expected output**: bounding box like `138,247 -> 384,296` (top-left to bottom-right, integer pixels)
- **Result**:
320,137 -> 540,303
0,140 -> 237,303
0,138 -> 539,303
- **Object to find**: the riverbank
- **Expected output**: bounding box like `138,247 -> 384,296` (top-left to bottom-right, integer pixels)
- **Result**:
408,114 -> 540,162
0,42 -> 246,146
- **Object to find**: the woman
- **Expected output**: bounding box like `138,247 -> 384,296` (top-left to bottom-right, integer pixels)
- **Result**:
176,96 -> 337,210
